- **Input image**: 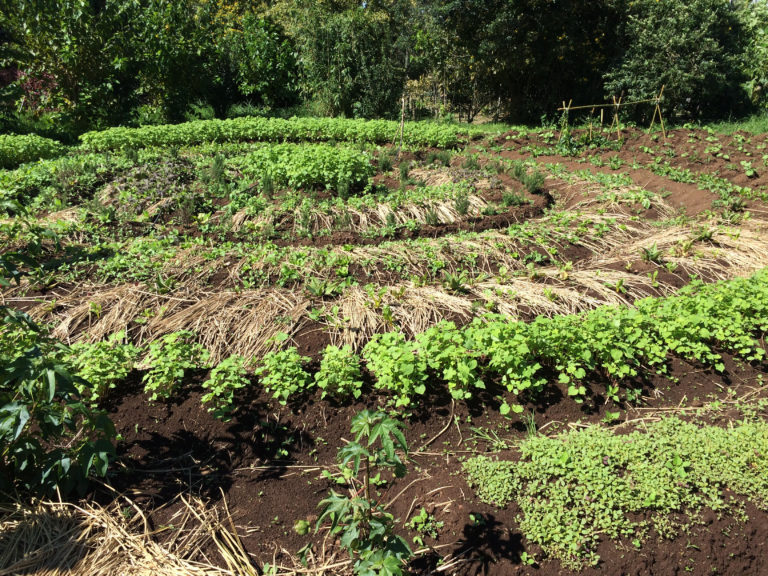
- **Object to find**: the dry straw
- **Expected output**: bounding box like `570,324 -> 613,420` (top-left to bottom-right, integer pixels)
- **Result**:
0,494 -> 256,576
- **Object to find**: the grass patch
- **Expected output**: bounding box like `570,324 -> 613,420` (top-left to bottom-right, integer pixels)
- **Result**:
700,113 -> 768,135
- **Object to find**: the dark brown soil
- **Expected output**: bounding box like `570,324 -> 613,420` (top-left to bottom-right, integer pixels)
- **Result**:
93,342 -> 768,576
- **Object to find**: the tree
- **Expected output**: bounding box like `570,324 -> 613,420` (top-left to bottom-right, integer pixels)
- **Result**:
604,0 -> 748,120
289,1 -> 408,117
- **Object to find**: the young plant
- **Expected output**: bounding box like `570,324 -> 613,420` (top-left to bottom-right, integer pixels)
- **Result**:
142,331 -> 209,401
254,346 -> 312,404
363,332 -> 427,407
315,410 -> 412,576
522,171 -> 545,194
406,507 -> 444,547
68,331 -> 140,406
315,345 -> 364,401
201,354 -> 251,419
0,308 -> 116,495
640,242 -> 664,264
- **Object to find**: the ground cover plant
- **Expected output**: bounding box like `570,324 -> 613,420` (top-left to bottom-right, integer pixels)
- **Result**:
3,117 -> 768,576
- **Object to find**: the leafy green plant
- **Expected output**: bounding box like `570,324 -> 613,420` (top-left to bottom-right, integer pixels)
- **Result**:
363,333 -> 427,407
201,355 -> 251,419
442,270 -> 470,294
0,134 -> 66,169
315,345 -> 364,401
68,332 -> 140,406
254,346 -> 312,405
415,323 -> 482,401
640,242 -> 664,264
406,507 -> 444,546
0,308 -> 116,495
142,331 -> 210,401
314,410 -> 411,576
465,417 -> 768,569
80,117 -> 461,152
234,143 -> 373,192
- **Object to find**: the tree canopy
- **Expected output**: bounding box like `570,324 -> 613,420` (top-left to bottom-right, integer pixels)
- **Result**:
0,0 -> 765,136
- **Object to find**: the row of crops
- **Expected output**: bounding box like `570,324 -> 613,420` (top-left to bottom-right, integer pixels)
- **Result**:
7,269 -> 763,420
0,116 -> 468,170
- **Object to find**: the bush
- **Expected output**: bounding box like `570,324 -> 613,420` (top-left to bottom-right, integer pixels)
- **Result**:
0,134 -> 66,169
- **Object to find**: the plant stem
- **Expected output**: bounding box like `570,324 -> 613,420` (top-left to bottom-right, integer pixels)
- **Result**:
364,455 -> 371,503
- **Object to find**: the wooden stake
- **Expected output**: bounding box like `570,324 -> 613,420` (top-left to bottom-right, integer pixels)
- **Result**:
397,94 -> 405,158
610,96 -> 623,142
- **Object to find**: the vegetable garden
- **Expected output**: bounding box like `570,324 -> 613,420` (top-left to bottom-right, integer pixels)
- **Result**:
2,117 -> 768,575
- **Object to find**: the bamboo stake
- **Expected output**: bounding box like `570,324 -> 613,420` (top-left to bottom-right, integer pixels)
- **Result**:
648,85 -> 667,139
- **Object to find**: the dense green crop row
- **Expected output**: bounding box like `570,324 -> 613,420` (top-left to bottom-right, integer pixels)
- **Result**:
228,269 -> 768,411
357,269 -> 768,409
0,134 -> 66,169
231,143 -> 374,191
9,270 -> 766,419
79,117 -> 462,151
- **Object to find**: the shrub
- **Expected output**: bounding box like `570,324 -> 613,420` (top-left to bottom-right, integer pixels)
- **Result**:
604,0 -> 747,119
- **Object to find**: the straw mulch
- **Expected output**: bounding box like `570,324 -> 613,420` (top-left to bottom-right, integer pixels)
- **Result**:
0,494 -> 256,576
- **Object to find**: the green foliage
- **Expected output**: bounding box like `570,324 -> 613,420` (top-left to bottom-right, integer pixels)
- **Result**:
142,331 -> 209,401
464,418 -> 768,568
604,0 -> 747,119
216,15 -> 298,108
522,170 -> 545,195
292,4 -> 406,118
363,333 -> 427,407
406,507 -> 444,542
254,347 -> 312,405
315,410 -> 411,576
0,308 -> 116,495
462,457 -> 519,507
315,345 -> 363,401
360,270 -> 768,411
234,143 -> 373,192
201,355 -> 251,420
68,332 -> 140,406
737,2 -> 768,110
79,117 -> 461,152
415,323 -> 482,400
0,134 -> 66,169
